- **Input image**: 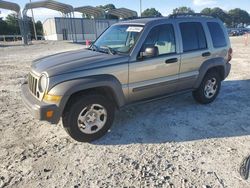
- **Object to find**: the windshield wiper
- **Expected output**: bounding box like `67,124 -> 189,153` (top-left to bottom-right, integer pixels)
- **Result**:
100,46 -> 116,55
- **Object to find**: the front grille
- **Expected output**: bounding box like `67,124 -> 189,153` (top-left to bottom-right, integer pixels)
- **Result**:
28,73 -> 38,96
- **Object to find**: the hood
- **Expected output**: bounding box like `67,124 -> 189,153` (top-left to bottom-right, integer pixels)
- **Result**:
31,49 -> 128,77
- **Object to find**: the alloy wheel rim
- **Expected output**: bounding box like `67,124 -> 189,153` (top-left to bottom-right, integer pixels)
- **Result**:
77,104 -> 107,134
204,78 -> 218,99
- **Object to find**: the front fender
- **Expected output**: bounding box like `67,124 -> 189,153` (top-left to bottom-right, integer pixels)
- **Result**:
48,75 -> 126,117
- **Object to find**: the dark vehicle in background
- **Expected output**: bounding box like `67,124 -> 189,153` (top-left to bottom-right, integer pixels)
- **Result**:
228,28 -> 250,36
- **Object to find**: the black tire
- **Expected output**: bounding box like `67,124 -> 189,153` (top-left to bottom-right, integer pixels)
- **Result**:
62,94 -> 115,142
192,71 -> 221,104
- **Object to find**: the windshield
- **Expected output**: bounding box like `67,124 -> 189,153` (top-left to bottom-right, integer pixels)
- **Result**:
91,25 -> 144,55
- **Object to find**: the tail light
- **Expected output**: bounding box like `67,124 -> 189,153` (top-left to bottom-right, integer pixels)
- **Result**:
228,48 -> 233,62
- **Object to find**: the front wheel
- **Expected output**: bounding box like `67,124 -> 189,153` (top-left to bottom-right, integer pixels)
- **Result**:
192,71 -> 221,104
62,94 -> 115,142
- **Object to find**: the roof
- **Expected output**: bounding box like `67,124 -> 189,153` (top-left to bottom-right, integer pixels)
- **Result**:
74,6 -> 105,18
107,8 -> 137,19
118,17 -> 165,25
117,15 -> 218,26
0,0 -> 20,13
23,0 -> 73,16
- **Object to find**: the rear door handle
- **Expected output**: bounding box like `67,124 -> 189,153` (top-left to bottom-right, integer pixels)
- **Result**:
165,58 -> 178,64
202,52 -> 211,57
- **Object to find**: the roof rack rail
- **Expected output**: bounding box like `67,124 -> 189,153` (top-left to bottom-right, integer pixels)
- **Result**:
169,13 -> 214,19
136,15 -> 163,19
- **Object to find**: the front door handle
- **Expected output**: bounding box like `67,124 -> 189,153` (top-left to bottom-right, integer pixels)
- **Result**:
202,52 -> 211,57
165,58 -> 178,64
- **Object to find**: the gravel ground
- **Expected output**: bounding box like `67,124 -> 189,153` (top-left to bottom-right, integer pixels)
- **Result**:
0,38 -> 250,188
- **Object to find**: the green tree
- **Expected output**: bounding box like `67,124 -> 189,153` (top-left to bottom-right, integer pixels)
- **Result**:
97,4 -> 117,19
200,8 -> 212,15
5,13 -> 20,35
35,21 -> 43,36
0,19 -> 9,35
228,8 -> 250,27
0,13 -> 44,37
173,7 -> 194,14
201,7 -> 231,26
141,8 -> 162,17
97,4 -> 116,11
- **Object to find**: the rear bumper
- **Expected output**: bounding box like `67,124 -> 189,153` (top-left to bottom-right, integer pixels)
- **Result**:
224,62 -> 231,79
21,84 -> 60,124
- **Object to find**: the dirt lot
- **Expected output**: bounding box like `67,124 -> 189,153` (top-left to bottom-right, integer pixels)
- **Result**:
0,38 -> 250,188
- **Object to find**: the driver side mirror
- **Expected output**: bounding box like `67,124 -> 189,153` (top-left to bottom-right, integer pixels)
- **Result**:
139,46 -> 159,59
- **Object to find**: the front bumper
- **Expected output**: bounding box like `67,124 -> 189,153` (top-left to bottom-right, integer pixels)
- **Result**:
21,84 -> 60,124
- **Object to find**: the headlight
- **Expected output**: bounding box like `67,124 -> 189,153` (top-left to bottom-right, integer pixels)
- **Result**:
38,74 -> 47,93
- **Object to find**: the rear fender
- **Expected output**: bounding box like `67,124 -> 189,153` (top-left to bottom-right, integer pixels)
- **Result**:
194,57 -> 227,88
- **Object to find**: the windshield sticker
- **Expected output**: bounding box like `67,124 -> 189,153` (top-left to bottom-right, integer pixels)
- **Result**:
126,26 -> 143,32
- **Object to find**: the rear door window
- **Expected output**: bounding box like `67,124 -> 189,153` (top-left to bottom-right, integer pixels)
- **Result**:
180,22 -> 207,52
207,22 -> 227,48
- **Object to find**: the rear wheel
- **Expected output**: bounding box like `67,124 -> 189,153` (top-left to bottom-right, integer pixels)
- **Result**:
62,94 -> 115,142
192,71 -> 221,104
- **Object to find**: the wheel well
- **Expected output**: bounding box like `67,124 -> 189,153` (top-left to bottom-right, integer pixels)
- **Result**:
63,87 -> 119,112
207,66 -> 225,80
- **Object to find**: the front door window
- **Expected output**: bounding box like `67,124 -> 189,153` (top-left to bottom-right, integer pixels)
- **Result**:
142,24 -> 176,57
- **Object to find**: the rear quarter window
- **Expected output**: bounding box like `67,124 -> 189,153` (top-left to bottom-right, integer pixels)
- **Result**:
207,22 -> 227,48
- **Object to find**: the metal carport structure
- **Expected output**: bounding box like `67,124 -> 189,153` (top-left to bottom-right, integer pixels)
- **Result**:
22,0 -> 77,44
0,0 -> 25,43
0,0 -> 20,14
74,6 -> 105,19
107,8 -> 138,19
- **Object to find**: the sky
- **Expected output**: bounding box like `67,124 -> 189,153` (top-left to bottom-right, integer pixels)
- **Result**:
1,0 -> 250,22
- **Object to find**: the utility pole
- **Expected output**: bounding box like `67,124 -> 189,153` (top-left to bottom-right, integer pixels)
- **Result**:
140,0 -> 142,17
30,0 -> 37,40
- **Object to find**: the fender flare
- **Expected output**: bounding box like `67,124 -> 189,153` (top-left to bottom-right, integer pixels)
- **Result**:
194,57 -> 227,88
48,74 -> 126,115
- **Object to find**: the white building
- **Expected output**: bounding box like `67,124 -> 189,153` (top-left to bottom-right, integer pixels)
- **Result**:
43,17 -> 118,42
